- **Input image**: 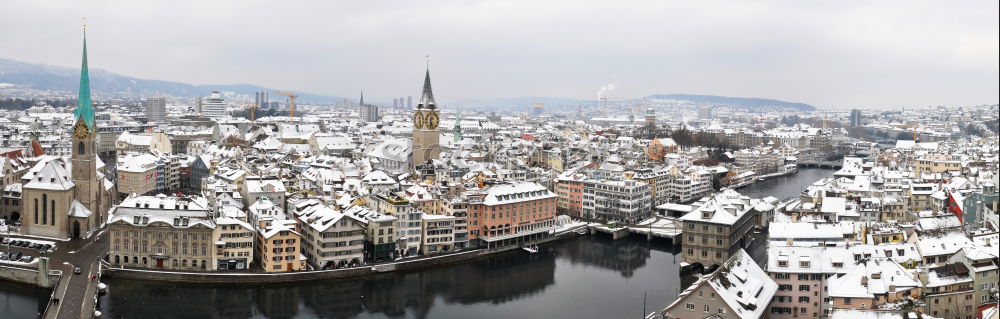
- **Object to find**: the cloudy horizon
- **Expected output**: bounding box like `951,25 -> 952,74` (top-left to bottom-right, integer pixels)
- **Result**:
1,0 -> 997,108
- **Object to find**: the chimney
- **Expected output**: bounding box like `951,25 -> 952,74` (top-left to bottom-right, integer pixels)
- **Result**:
861,275 -> 869,287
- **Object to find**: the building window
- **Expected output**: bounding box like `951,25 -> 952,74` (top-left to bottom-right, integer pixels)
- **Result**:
41,194 -> 47,225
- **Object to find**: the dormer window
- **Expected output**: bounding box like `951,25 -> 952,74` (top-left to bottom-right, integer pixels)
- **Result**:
800,261 -> 810,268
778,260 -> 788,267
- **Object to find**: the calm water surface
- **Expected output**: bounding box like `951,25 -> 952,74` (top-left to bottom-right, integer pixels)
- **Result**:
739,167 -> 835,200
0,280 -> 51,319
99,236 -> 682,319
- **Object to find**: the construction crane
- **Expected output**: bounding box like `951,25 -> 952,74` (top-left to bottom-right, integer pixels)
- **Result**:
234,103 -> 259,122
273,91 -> 299,119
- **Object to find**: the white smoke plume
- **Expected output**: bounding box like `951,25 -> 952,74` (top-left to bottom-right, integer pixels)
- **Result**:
597,83 -> 616,99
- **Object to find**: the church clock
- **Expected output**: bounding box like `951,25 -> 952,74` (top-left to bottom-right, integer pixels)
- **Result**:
414,112 -> 425,129
73,122 -> 90,139
426,113 -> 439,129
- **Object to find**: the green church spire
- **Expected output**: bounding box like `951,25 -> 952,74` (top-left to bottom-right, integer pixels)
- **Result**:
453,108 -> 462,143
73,25 -> 95,130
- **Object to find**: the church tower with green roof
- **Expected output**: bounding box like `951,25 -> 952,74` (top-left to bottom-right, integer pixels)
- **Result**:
71,24 -> 102,226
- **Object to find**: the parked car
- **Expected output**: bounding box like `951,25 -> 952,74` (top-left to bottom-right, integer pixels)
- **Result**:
23,256 -> 35,263
0,252 -> 7,260
10,251 -> 22,261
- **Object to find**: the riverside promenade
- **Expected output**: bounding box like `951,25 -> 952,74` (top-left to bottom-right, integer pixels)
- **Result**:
103,222 -> 589,284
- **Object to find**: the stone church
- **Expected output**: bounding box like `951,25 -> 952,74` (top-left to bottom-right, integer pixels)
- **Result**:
21,28 -> 115,239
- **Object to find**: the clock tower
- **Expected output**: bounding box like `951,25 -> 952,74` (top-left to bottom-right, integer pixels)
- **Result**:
412,66 -> 441,169
71,27 -> 102,219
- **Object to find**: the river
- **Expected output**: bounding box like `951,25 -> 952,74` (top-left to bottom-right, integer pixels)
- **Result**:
738,167 -> 835,200
3,168 -> 835,319
0,280 -> 50,319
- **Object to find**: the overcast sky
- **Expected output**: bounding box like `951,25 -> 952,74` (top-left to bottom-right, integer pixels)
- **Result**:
1,0 -> 997,108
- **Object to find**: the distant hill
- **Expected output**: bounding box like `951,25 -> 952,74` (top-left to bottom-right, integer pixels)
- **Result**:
452,96 -> 594,112
646,93 -> 816,111
0,58 -> 338,103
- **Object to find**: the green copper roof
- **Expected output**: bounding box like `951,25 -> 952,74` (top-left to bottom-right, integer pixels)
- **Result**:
453,109 -> 462,142
73,29 -> 95,130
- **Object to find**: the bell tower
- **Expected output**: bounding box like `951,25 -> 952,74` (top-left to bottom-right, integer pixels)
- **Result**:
71,24 -> 101,217
411,63 -> 441,169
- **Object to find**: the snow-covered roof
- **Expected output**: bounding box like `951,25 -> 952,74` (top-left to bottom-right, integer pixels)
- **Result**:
481,182 -> 557,206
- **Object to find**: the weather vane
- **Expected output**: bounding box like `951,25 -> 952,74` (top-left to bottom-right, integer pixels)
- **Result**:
82,16 -> 87,30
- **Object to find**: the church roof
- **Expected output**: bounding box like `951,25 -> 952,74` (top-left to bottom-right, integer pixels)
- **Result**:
68,200 -> 94,218
416,67 -> 436,110
24,159 -> 75,191
73,28 -> 95,130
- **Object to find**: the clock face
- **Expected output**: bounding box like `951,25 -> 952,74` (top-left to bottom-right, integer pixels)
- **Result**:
426,113 -> 439,129
414,112 -> 425,129
73,122 -> 89,139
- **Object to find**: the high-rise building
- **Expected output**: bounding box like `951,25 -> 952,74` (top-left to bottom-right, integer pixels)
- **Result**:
698,105 -> 713,120
393,98 -> 398,108
144,97 -> 166,123
645,108 -> 656,126
407,96 -> 413,109
254,92 -> 269,109
200,91 -> 228,119
412,67 -> 441,169
849,109 -> 862,127
359,91 -> 379,122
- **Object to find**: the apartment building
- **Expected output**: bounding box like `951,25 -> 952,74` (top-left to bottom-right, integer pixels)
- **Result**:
366,190 -> 423,257
441,197 -> 469,248
257,219 -> 305,272
213,217 -> 255,270
827,258 -> 922,312
343,205 -> 397,263
767,246 -> 850,319
680,190 -> 758,267
117,153 -> 158,196
555,173 -> 584,217
923,263 -> 976,319
661,249 -> 777,319
421,213 -> 456,255
296,203 -> 366,269
582,178 -> 652,225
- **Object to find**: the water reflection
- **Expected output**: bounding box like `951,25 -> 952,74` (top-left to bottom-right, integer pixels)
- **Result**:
101,235 -> 680,319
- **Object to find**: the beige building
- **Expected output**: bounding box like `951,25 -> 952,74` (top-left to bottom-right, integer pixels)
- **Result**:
257,219 -> 305,272
421,214 -> 456,255
116,131 -> 172,154
213,217 -> 255,271
923,264 -> 975,319
116,153 -> 158,196
679,190 -> 758,267
107,195 -> 215,270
